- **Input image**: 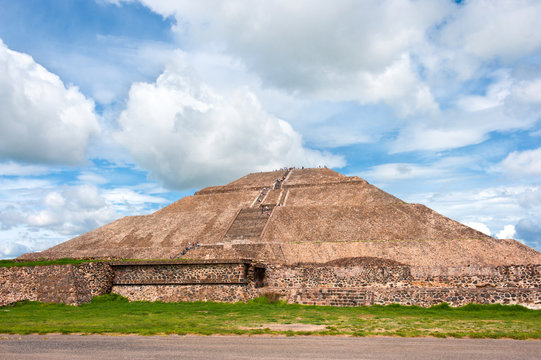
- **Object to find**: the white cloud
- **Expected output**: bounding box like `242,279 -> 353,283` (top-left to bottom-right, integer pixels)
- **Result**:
0,241 -> 30,260
390,102 -> 537,153
0,226 -> 65,259
115,56 -> 344,189
403,185 -> 530,237
512,78 -> 541,104
365,155 -> 480,181
0,39 -> 100,165
103,0 -> 541,154
390,69 -> 541,153
517,187 -> 541,209
463,221 -> 492,236
389,182 -> 541,251
77,172 -> 109,185
500,148 -> 541,177
49,35 -> 177,105
0,162 -> 52,176
456,71 -> 512,112
496,224 -> 516,239
21,185 -> 114,235
114,0 -> 449,116
102,188 -> 169,210
0,178 -> 172,258
439,0 -> 541,66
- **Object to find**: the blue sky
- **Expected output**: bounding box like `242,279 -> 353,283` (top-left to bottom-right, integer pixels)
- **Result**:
1,0 -> 541,258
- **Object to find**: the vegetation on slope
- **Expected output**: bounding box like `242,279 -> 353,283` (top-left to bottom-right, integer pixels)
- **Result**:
0,294 -> 539,339
0,258 -> 100,268
0,258 -> 204,268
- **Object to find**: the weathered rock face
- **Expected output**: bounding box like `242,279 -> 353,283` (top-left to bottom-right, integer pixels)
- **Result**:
18,168 -> 541,267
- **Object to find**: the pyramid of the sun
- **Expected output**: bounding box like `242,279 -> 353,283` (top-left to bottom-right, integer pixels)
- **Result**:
21,168 -> 541,266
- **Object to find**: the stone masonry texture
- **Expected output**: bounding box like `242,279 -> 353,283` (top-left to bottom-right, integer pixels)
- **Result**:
1,261 -> 540,308
0,262 -> 113,306
106,261 -> 540,308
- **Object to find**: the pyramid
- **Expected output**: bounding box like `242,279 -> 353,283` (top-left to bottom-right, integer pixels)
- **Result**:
20,168 -> 541,267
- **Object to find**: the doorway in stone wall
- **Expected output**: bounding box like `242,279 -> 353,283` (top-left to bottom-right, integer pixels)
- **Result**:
254,265 -> 266,288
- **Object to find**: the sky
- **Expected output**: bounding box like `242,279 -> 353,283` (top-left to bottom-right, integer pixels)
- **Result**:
0,0 -> 540,259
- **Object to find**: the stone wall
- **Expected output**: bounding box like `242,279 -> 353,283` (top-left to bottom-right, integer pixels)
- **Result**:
1,260 -> 539,308
262,264 -> 541,307
0,262 -> 113,306
265,264 -> 540,289
265,264 -> 412,288
109,259 -> 257,302
281,287 -> 540,307
112,284 -> 258,303
108,262 -> 540,307
111,260 -> 249,285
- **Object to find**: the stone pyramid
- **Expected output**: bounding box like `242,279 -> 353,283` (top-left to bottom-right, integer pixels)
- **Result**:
20,168 -> 541,266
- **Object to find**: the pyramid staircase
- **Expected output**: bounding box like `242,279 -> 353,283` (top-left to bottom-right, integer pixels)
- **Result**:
182,169 -> 292,257
221,169 -> 293,243
222,206 -> 275,242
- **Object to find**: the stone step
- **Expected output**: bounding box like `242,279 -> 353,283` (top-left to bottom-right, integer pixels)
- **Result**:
223,206 -> 274,240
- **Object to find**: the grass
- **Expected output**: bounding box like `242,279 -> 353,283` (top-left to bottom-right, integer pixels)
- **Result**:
0,294 -> 539,339
0,258 -> 199,268
0,258 -> 101,268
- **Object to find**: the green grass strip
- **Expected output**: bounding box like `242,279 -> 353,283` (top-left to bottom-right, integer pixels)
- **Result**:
0,258 -> 102,268
0,295 -> 539,339
0,258 -> 204,268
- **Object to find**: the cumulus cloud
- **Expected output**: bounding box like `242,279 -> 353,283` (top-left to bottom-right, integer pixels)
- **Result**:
0,241 -> 31,260
5,185 -> 115,236
0,178 -> 171,258
496,224 -> 516,239
104,0 -> 541,154
0,162 -> 51,176
0,183 -> 118,258
401,184 -> 535,243
463,221 -> 492,236
115,56 -> 344,189
0,39 -> 100,164
438,0 -> 541,76
499,148 -> 541,177
517,187 -> 541,209
111,0 -> 448,116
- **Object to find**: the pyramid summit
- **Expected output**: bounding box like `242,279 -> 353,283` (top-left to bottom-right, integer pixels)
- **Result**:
20,167 -> 541,267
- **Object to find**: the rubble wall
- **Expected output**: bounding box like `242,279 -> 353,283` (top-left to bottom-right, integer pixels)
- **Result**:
280,287 -> 540,307
0,262 -> 113,306
265,264 -> 541,289
1,261 -> 539,307
112,284 -> 258,303
109,260 -> 257,303
263,264 -> 541,307
112,262 -> 248,285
